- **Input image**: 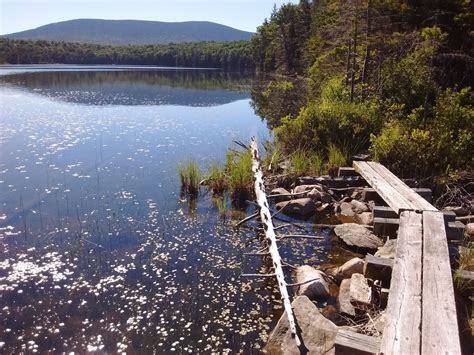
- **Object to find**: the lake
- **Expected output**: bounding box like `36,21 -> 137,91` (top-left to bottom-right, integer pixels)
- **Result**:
0,65 -> 338,353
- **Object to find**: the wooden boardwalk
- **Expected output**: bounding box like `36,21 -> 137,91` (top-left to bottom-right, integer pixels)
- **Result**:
353,161 -> 461,354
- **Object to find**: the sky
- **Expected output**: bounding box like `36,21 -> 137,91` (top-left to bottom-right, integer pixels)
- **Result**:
0,0 -> 298,35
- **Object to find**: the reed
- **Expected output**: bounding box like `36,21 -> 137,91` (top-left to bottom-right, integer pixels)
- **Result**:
178,159 -> 201,195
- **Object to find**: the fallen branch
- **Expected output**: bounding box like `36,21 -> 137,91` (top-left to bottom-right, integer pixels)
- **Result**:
241,273 -> 276,278
267,191 -> 309,199
278,234 -> 325,240
235,211 -> 259,227
250,137 -> 302,347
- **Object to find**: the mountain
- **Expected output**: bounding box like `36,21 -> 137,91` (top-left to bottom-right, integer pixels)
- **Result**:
3,19 -> 253,45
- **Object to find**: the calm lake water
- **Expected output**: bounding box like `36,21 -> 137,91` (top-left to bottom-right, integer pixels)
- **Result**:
0,65 -> 340,353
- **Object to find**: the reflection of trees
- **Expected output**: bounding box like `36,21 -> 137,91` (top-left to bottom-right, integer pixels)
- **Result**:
0,70 -> 255,106
250,75 -> 307,128
1,70 -> 255,92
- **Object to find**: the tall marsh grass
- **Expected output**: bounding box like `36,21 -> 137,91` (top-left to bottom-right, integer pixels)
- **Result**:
178,160 -> 201,195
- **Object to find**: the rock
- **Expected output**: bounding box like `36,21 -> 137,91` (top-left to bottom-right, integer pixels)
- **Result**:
335,257 -> 364,279
266,296 -> 338,355
295,266 -> 331,300
349,273 -> 372,308
351,188 -> 364,200
307,189 -> 331,203
276,198 -> 316,217
320,305 -> 343,325
374,239 -> 397,259
270,188 -> 291,203
316,203 -> 331,213
334,223 -> 384,251
444,205 -> 469,216
465,223 -> 474,239
356,212 -> 374,225
337,279 -> 356,317
339,202 -> 356,217
293,184 -> 324,194
350,200 -> 369,213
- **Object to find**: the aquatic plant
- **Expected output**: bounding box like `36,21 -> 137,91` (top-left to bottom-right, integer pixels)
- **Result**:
207,163 -> 227,194
178,160 -> 202,195
226,150 -> 253,200
212,195 -> 228,218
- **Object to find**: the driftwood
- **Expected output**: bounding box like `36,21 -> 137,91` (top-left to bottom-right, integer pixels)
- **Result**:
250,137 -> 302,347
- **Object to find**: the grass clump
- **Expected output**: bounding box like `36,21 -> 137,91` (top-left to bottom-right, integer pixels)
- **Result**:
454,239 -> 474,292
226,150 -> 253,199
207,162 -> 226,194
288,150 -> 323,176
178,159 -> 201,195
326,144 -> 347,173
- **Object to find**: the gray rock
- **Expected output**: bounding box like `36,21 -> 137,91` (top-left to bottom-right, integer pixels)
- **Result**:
334,223 -> 384,250
357,211 -> 374,225
266,296 -> 338,355
276,198 -> 316,217
337,279 -> 356,317
350,200 -> 369,213
340,202 -> 356,217
293,184 -> 324,194
349,273 -> 372,308
270,187 -> 291,203
444,205 -> 469,216
336,257 -> 365,279
374,239 -> 397,259
295,266 -> 330,300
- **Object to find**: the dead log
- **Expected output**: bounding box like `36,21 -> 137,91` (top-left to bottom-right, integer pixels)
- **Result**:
250,137 -> 302,347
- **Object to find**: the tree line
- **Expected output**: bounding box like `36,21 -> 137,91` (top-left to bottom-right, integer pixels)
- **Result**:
0,38 -> 254,71
251,0 -> 473,178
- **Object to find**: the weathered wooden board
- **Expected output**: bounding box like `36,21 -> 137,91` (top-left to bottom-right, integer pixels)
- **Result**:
380,211 -> 422,354
367,162 -> 437,212
335,328 -> 381,354
421,211 -> 461,354
353,161 -> 413,214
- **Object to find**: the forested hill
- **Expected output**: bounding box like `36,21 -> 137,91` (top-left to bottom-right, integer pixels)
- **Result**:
3,19 -> 253,45
0,39 -> 254,70
251,0 -> 473,179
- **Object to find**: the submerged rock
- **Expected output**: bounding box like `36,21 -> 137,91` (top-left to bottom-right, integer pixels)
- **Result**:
266,296 -> 338,355
275,198 -> 316,217
335,257 -> 364,280
334,223 -> 383,251
295,266 -> 330,300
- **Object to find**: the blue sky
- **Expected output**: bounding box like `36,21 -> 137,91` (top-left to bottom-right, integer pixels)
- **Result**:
0,0 -> 298,35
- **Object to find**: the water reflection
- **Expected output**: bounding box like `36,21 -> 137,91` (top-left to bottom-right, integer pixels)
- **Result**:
0,69 -> 254,106
0,67 -> 336,353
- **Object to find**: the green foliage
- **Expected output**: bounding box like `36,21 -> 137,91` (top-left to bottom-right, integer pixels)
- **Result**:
289,150 -> 322,176
0,38 -> 254,70
327,144 -> 347,172
225,150 -> 253,199
371,88 -> 474,177
207,163 -> 226,194
178,160 -> 202,195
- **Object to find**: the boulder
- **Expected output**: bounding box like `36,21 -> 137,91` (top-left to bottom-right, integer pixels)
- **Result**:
270,188 -> 291,203
266,296 -> 338,355
293,184 -> 324,195
320,305 -> 343,325
444,205 -> 469,216
356,212 -> 374,225
276,198 -> 316,217
335,257 -> 364,279
339,202 -> 356,217
349,273 -> 372,308
334,223 -> 384,251
350,200 -> 369,213
465,223 -> 474,239
337,279 -> 356,317
295,266 -> 331,300
374,239 -> 397,259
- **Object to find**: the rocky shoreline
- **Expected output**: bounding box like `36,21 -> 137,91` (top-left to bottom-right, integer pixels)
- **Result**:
259,173 -> 473,354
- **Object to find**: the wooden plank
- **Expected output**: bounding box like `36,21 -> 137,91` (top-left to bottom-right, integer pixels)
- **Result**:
353,161 -> 413,214
335,328 -> 381,354
421,211 -> 461,354
367,162 -> 437,212
380,211 -> 422,354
